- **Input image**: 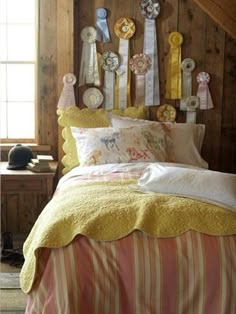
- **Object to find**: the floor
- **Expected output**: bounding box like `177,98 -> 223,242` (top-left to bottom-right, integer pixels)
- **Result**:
0,233 -> 27,313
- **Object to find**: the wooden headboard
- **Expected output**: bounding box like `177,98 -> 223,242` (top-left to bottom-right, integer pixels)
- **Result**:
57,0 -> 236,175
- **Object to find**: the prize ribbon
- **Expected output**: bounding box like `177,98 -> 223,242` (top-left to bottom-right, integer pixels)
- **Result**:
114,17 -> 135,110
156,104 -> 176,122
83,87 -> 104,109
130,53 -> 151,106
140,0 -> 160,106
79,26 -> 100,87
57,73 -> 76,108
181,58 -> 195,98
197,72 -> 214,110
96,8 -> 110,42
165,32 -> 183,99
186,96 -> 200,123
102,51 -> 120,111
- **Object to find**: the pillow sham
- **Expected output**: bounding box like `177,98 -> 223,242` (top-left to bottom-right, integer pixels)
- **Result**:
111,115 -> 207,168
71,123 -> 171,166
132,164 -> 236,211
57,106 -> 109,174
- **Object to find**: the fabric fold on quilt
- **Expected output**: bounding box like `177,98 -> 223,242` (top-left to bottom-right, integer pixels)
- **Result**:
20,176 -> 236,294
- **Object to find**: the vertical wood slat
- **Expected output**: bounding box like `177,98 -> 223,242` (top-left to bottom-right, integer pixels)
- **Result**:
38,0 -> 58,160
221,35 -> 236,173
198,20 -> 225,170
57,0 -> 74,175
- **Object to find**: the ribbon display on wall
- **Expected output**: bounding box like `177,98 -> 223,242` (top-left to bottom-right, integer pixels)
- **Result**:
165,32 -> 183,99
140,0 -> 160,106
129,53 -> 151,106
79,26 -> 100,87
180,58 -> 199,123
57,73 -> 76,108
101,51 -> 120,111
197,72 -> 214,110
96,8 -> 110,42
83,87 -> 104,109
114,17 -> 135,110
156,104 -> 176,122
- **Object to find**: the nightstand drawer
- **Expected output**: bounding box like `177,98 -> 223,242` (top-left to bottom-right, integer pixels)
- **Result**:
3,180 -> 42,191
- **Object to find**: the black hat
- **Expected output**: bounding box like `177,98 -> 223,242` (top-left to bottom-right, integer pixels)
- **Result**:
7,144 -> 33,170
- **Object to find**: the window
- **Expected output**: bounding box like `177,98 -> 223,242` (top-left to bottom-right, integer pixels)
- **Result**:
0,0 -> 37,143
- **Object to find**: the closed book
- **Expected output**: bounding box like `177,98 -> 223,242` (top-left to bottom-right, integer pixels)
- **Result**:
30,158 -> 49,166
36,155 -> 54,162
27,165 -> 51,173
27,163 -> 51,171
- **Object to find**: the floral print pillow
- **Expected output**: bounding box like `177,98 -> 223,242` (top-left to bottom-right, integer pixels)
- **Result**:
71,124 -> 172,166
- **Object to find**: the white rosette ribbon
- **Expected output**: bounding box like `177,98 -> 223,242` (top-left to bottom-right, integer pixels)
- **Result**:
79,26 -> 100,87
101,51 -> 120,111
140,0 -> 160,106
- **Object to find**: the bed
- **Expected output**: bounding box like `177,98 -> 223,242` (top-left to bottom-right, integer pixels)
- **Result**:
20,106 -> 236,314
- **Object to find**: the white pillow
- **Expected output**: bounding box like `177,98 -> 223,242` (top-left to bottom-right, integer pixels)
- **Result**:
111,115 -> 208,168
133,164 -> 236,211
71,124 -> 172,166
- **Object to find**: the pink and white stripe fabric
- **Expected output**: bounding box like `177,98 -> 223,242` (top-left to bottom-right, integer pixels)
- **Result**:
26,231 -> 236,314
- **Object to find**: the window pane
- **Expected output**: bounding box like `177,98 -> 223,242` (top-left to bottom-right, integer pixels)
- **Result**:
0,64 -> 6,101
7,64 -> 35,101
7,25 -> 35,61
7,0 -> 35,24
7,101 -> 35,138
0,101 -> 7,138
0,25 -> 7,60
0,0 -> 7,24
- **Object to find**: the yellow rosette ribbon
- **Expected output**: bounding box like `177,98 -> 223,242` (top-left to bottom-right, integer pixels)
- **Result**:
165,32 -> 183,99
114,18 -> 135,110
156,104 -> 176,122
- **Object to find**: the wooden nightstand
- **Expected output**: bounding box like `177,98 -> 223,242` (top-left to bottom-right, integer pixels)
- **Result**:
1,161 -> 58,234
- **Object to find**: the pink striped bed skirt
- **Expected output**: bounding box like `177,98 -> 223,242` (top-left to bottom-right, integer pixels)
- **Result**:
26,231 -> 236,314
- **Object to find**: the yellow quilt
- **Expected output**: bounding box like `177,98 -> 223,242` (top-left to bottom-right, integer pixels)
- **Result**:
20,180 -> 236,293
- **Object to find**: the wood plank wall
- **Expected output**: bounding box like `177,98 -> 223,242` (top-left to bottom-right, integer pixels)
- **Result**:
3,1 -> 233,174
72,0 -> 236,173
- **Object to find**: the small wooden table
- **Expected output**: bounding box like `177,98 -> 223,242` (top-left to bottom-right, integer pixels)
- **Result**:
1,161 -> 58,234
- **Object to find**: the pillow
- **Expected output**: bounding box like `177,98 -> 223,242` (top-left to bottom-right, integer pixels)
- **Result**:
70,123 -> 172,166
132,164 -> 236,211
57,106 -> 109,174
111,115 -> 207,168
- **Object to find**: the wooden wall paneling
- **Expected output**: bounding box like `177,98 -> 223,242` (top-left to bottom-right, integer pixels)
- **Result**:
178,0 -> 206,123
221,35 -> 236,173
57,0 -> 74,175
178,0 -> 206,95
193,0 -> 236,39
198,19 -> 225,170
38,0 -> 58,159
149,0 -> 179,121
75,0 -> 96,106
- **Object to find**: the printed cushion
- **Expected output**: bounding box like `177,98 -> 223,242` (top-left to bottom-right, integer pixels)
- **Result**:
57,106 -> 109,174
71,123 -> 172,166
111,115 -> 207,168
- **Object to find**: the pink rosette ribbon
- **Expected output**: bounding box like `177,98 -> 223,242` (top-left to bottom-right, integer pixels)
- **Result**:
57,73 -> 76,108
197,72 -> 214,110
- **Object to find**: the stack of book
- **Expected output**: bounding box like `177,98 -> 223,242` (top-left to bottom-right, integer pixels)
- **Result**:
27,155 -> 54,173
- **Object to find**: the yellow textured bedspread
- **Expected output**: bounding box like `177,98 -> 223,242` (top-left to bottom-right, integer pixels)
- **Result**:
20,180 -> 236,293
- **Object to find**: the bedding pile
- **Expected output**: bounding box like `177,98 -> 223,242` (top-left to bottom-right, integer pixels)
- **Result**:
20,162 -> 236,293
